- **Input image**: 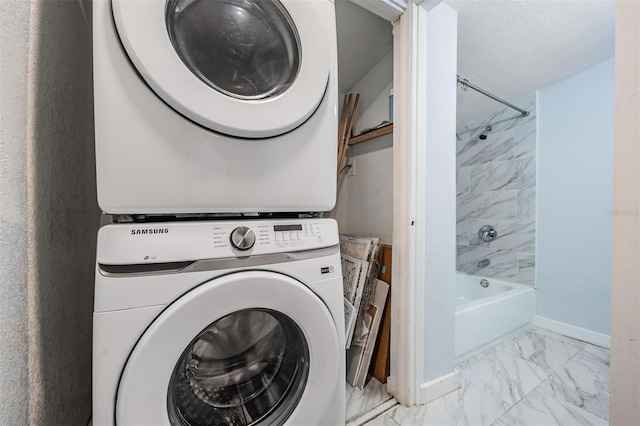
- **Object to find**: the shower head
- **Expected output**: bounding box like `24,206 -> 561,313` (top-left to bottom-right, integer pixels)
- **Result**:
478,125 -> 493,140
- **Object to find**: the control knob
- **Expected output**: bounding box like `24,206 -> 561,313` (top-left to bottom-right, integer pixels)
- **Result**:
230,226 -> 256,251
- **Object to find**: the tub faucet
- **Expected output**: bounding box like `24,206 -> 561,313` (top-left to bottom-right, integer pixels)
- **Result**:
478,258 -> 490,269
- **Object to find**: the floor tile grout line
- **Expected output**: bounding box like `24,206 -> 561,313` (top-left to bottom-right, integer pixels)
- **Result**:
462,346 -> 552,408
563,345 -> 587,365
348,397 -> 399,426
459,330 -> 574,416
346,394 -> 394,417
529,343 -> 609,422
491,375 -> 611,426
490,398 -> 524,426
490,381 -> 525,426
499,326 -> 594,400
455,369 -> 528,423
520,375 -> 552,401
552,391 -> 611,424
537,347 -> 611,422
505,335 -> 583,404
490,375 -> 575,426
345,380 -> 392,423
374,404 -> 402,426
502,326 -> 586,365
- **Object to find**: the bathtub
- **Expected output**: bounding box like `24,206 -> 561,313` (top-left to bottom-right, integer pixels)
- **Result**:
455,273 -> 535,360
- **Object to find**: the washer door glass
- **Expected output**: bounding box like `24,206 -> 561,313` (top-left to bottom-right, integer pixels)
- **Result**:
166,0 -> 301,100
167,309 -> 309,425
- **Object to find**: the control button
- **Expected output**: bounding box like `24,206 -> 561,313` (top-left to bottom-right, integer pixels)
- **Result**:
230,226 -> 256,251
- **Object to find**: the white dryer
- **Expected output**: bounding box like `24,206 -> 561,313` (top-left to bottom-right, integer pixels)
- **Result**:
93,218 -> 345,425
93,0 -> 338,215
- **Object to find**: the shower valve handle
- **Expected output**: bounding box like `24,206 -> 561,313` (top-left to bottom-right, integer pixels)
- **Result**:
478,225 -> 498,242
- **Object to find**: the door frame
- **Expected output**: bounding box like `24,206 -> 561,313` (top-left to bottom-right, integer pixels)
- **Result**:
354,0 -> 460,406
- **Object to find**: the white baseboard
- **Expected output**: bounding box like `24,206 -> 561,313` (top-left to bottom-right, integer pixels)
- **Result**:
419,369 -> 461,405
535,316 -> 610,348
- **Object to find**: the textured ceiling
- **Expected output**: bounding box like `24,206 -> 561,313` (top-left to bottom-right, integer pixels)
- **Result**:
336,1 -> 615,125
447,0 -> 616,126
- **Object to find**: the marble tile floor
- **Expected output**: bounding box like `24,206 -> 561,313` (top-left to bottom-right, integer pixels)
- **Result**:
346,377 -> 394,423
363,327 -> 610,426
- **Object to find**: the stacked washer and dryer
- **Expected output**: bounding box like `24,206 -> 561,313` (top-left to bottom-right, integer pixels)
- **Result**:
92,0 -> 345,424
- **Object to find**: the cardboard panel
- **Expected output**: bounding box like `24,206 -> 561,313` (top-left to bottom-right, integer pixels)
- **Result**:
370,245 -> 391,383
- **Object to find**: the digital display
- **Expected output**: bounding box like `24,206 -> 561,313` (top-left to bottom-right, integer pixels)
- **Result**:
274,224 -> 303,232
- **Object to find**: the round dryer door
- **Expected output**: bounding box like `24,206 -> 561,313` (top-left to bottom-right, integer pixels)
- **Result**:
115,271 -> 341,425
112,0 -> 331,138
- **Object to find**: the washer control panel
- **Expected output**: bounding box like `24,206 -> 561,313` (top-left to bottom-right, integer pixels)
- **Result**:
273,223 -> 323,248
97,219 -> 339,265
214,222 -> 327,252
210,221 -> 331,257
211,221 -> 329,255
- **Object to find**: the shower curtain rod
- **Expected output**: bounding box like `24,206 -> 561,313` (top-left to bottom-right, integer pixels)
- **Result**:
457,75 -> 530,117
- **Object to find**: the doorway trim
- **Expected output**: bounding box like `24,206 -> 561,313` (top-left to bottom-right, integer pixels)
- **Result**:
389,0 -> 460,406
350,0 -> 459,407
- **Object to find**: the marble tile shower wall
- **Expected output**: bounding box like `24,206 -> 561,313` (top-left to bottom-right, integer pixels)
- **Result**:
456,94 -> 537,285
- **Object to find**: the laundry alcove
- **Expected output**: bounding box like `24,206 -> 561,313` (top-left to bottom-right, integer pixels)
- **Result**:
331,1 -> 395,421
332,1 -> 460,423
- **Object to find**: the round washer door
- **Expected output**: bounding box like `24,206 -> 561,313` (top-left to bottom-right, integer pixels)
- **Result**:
116,271 -> 340,425
112,0 -> 330,139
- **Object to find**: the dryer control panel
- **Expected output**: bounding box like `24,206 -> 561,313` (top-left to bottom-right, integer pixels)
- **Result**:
97,218 -> 339,265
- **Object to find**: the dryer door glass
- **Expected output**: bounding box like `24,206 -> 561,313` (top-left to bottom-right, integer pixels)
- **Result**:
167,308 -> 309,425
166,0 -> 301,100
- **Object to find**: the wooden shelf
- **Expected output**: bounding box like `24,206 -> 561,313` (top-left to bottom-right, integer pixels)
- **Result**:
348,123 -> 393,145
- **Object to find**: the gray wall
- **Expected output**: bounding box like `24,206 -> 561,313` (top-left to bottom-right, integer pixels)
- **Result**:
456,94 -> 537,285
537,57 -> 614,335
333,50 -> 393,244
1,1 -> 32,423
0,1 -> 99,423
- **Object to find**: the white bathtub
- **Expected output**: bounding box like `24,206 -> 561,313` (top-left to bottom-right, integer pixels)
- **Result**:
455,273 -> 535,360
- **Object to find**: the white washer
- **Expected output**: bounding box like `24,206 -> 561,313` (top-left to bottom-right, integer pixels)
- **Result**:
93,0 -> 338,215
93,218 -> 345,425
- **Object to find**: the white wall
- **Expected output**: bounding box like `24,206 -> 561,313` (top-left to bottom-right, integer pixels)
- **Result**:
420,1 -> 458,382
610,1 -> 640,422
335,135 -> 393,243
537,58 -> 614,336
333,49 -> 393,243
350,50 -> 393,135
0,1 -> 99,423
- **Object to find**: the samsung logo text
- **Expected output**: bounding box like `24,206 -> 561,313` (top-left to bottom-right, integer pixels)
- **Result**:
131,228 -> 169,236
